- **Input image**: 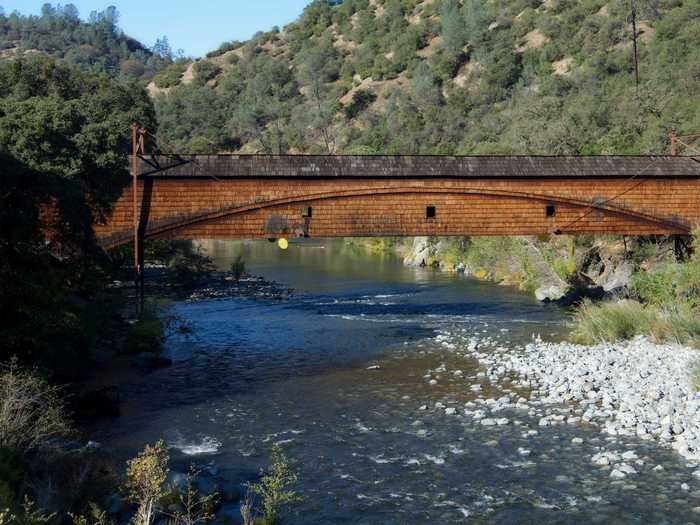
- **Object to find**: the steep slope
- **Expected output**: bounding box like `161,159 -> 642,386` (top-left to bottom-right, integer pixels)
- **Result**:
153,0 -> 700,155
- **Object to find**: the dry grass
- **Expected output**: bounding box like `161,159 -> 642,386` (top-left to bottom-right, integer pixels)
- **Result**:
0,360 -> 72,454
572,300 -> 700,348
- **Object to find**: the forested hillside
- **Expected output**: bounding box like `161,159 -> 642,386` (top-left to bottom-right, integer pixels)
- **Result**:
0,3 -> 176,80
153,0 -> 699,155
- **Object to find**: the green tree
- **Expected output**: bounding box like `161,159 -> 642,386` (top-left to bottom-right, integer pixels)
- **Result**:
441,0 -> 467,59
246,445 -> 300,525
0,56 -> 155,366
124,441 -> 169,525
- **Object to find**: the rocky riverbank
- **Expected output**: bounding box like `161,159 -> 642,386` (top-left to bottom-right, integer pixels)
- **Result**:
433,329 -> 700,478
400,236 -> 637,304
111,267 -> 294,302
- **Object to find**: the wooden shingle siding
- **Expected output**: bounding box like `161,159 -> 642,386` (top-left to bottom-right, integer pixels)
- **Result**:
95,156 -> 700,247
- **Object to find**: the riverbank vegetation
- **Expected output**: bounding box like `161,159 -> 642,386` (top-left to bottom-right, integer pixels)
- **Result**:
572,235 -> 700,347
392,233 -> 700,347
0,358 -> 298,524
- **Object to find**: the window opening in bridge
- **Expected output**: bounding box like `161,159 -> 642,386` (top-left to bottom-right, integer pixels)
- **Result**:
302,206 -> 313,218
426,206 -> 436,219
546,205 -> 556,218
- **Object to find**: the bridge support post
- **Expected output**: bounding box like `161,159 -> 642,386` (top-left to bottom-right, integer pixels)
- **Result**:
131,124 -> 146,315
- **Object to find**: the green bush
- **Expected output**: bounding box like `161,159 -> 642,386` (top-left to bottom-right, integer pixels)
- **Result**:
168,250 -> 215,289
206,40 -> 242,58
153,62 -> 188,88
629,265 -> 680,306
230,256 -> 246,283
124,440 -> 169,525
193,60 -> 222,84
244,445 -> 300,525
344,89 -> 377,119
126,310 -> 165,354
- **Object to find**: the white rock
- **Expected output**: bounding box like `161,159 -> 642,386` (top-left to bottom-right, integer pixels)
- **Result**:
610,469 -> 626,479
618,463 -> 637,475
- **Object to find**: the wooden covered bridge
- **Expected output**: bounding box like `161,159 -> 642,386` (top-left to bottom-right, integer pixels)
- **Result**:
95,153 -> 700,251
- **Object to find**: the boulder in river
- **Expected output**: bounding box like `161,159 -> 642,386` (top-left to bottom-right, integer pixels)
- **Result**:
535,285 -> 567,302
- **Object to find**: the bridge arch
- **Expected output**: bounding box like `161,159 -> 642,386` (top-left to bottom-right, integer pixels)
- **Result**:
132,185 -> 690,244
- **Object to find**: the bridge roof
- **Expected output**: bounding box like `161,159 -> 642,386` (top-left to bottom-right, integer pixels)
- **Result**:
136,155 -> 700,179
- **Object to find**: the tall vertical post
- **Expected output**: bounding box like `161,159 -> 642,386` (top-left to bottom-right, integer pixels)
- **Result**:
131,124 -> 142,315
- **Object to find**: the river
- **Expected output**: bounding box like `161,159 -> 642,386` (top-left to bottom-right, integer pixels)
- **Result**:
94,239 -> 700,524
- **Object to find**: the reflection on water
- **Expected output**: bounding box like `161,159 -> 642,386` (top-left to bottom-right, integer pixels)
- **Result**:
94,239 -> 699,524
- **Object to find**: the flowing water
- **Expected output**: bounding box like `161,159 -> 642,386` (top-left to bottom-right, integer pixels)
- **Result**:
95,239 -> 700,524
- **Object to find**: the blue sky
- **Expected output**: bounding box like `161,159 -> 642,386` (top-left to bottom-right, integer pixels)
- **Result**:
1,1 -> 312,57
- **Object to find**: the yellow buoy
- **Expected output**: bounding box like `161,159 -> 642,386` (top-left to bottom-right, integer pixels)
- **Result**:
278,238 -> 289,250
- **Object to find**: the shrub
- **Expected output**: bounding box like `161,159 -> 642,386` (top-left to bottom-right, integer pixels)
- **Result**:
168,250 -> 216,289
124,440 -> 169,525
193,60 -> 222,84
120,59 -> 145,78
230,256 -> 246,283
126,309 -> 165,354
160,465 -> 217,525
153,62 -> 188,88
206,40 -> 242,58
69,503 -> 113,525
344,89 -> 377,119
245,445 -> 300,525
0,497 -> 54,525
0,360 -> 72,454
629,265 -> 679,306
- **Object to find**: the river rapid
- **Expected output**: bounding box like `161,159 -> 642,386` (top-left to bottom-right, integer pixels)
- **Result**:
94,239 -> 700,524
